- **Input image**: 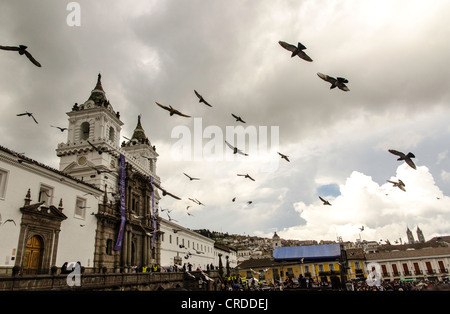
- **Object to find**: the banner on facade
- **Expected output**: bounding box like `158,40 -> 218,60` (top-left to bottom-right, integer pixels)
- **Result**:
114,154 -> 126,250
150,176 -> 157,249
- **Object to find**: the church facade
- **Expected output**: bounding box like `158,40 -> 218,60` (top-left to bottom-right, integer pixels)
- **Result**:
55,74 -> 163,273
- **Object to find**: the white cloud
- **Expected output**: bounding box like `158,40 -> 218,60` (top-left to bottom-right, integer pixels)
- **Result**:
279,164 -> 450,243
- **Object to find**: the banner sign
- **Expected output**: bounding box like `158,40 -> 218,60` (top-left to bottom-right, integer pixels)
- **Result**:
114,154 -> 126,250
151,176 -> 157,249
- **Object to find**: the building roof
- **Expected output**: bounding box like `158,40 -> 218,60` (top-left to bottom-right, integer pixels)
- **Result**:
273,244 -> 341,262
366,246 -> 450,261
0,145 -> 102,192
237,257 -> 299,270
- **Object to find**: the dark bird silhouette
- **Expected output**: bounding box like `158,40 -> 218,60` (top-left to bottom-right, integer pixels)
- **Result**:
278,152 -> 290,162
87,140 -> 112,155
231,114 -> 246,123
387,179 -> 406,192
319,196 -> 332,205
184,173 -> 200,181
194,90 -> 212,107
225,140 -> 248,156
1,219 -> 16,226
388,149 -> 416,170
237,173 -> 255,181
187,212 -> 194,217
317,72 -> 350,91
232,197 -> 236,202
0,45 -> 41,67
153,182 -> 182,200
16,112 -> 38,124
155,102 -> 191,117
359,226 -> 364,232
247,201 -> 253,205
278,41 -> 313,62
51,125 -> 68,132
89,165 -> 114,175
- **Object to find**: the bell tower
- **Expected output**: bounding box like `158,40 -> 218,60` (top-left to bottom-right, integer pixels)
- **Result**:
56,73 -> 124,194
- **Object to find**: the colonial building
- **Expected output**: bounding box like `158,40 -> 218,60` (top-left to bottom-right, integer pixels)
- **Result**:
55,74 -> 164,273
0,145 -> 102,275
159,218 -> 215,270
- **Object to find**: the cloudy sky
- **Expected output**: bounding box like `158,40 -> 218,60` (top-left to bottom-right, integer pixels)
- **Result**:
1,0 -> 450,244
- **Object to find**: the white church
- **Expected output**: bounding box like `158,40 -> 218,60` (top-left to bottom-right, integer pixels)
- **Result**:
0,74 -> 224,276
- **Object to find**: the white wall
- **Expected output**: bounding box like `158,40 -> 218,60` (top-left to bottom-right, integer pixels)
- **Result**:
0,149 -> 102,270
159,218 -> 215,270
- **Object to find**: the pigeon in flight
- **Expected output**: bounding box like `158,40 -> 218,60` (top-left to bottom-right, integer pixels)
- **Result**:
184,173 -> 200,181
278,152 -> 290,162
194,90 -> 212,107
317,73 -> 350,91
87,140 -> 111,155
89,165 -> 114,175
225,140 -> 248,156
319,196 -> 332,205
387,179 -> 406,192
17,112 -> 38,124
359,226 -> 364,232
237,173 -> 255,181
51,125 -> 68,132
153,182 -> 182,200
0,45 -> 41,67
231,114 -> 246,123
155,102 -> 191,118
278,41 -> 313,62
232,197 -> 236,202
388,149 -> 416,170
1,219 -> 16,226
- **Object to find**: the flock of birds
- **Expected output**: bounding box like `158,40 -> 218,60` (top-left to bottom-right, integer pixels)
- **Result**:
0,40 -> 425,241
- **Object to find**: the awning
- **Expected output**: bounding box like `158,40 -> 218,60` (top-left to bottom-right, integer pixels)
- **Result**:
273,244 -> 341,262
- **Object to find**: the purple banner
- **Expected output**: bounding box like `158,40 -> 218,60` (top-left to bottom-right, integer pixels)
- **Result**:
151,176 -> 157,249
114,154 -> 126,250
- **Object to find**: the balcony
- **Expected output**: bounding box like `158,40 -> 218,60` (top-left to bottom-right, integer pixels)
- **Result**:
414,270 -> 423,275
426,269 -> 436,275
439,268 -> 448,274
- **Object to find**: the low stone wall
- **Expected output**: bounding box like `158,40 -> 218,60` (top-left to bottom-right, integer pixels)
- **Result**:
0,270 -> 220,291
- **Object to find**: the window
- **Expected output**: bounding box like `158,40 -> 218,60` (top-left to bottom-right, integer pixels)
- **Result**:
75,197 -> 87,219
80,122 -> 90,140
0,168 -> 8,199
106,239 -> 113,255
109,126 -> 115,142
38,184 -> 54,206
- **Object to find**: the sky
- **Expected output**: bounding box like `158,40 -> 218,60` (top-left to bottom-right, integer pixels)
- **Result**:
1,0 -> 450,244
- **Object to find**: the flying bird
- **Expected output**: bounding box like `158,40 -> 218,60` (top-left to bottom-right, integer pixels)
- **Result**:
237,173 -> 255,181
231,114 -> 246,123
387,179 -> 406,192
87,140 -> 112,155
51,125 -> 68,132
16,112 -> 38,124
232,197 -> 236,202
184,173 -> 200,181
1,219 -> 16,226
317,73 -> 350,91
319,196 -> 332,206
153,182 -> 182,200
278,41 -> 313,62
388,149 -> 416,170
89,165 -> 114,175
278,152 -> 290,162
194,90 -> 212,107
225,140 -> 248,156
0,45 -> 41,67
155,102 -> 191,118
359,226 -> 365,232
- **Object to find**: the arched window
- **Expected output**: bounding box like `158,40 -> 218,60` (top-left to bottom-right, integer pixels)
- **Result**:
109,126 -> 115,142
80,122 -> 90,140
